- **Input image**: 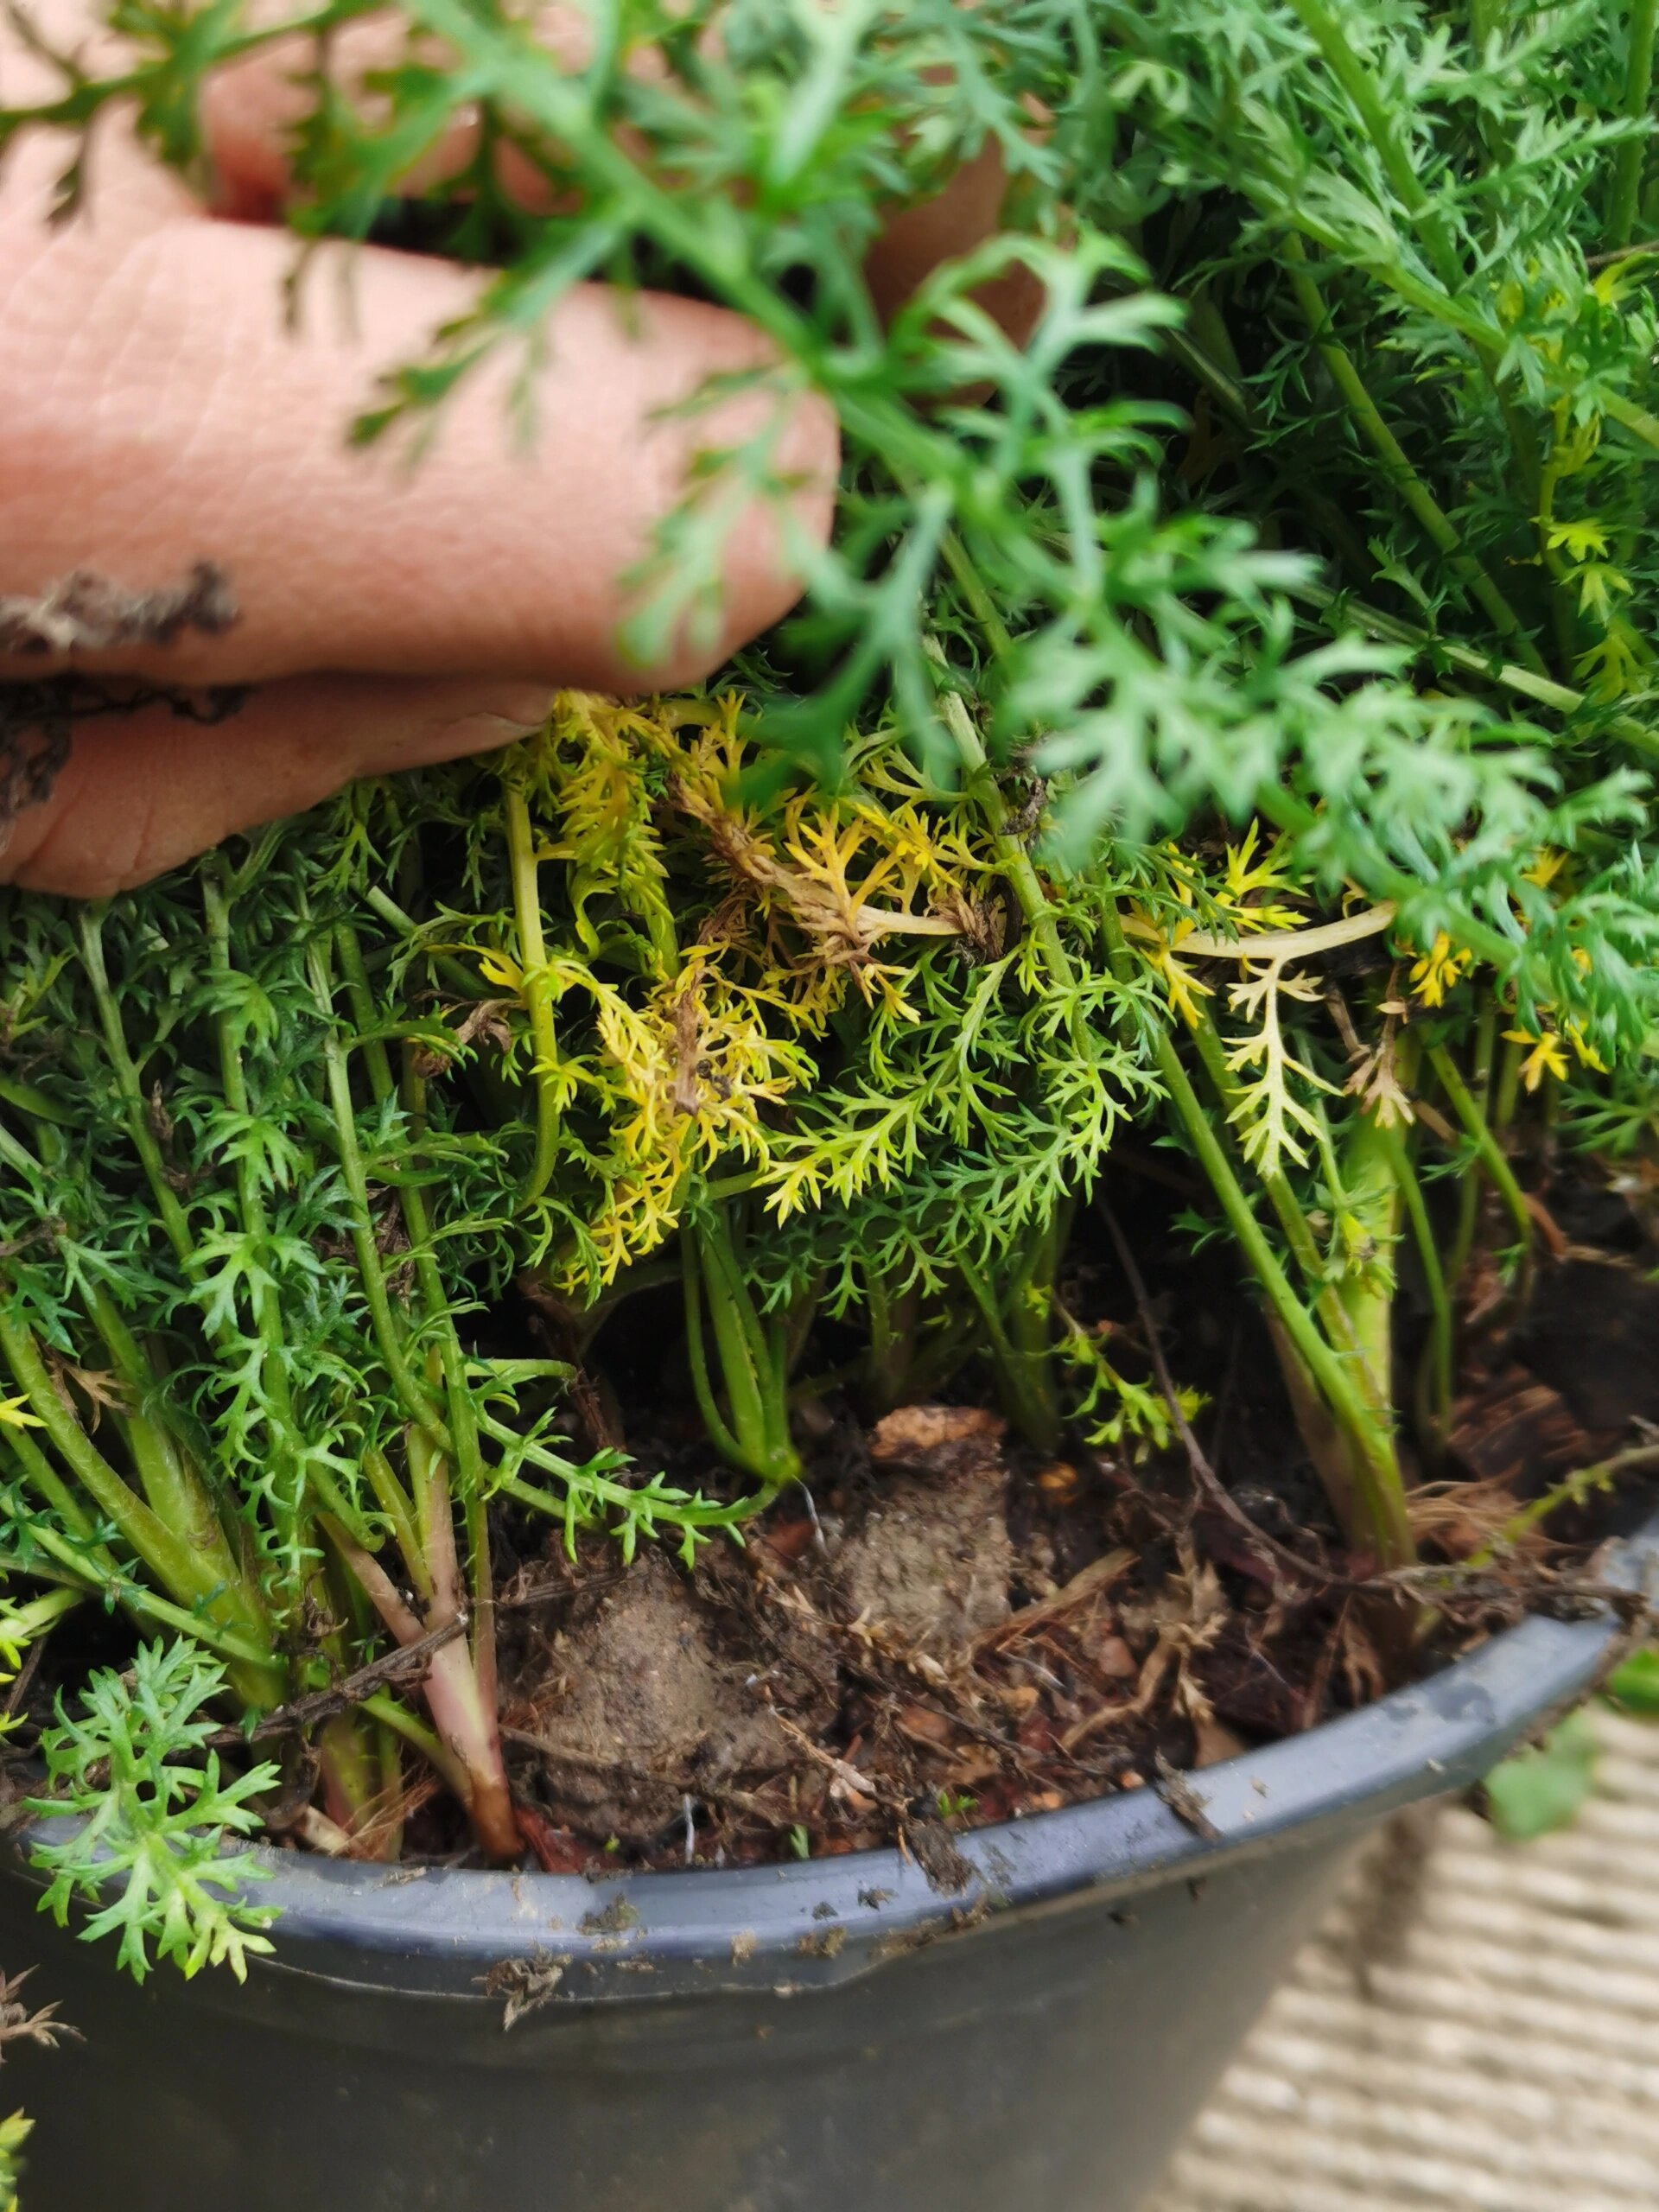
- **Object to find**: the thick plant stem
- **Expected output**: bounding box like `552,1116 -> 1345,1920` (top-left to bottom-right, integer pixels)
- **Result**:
1610,0 -> 1659,250
863,1275 -> 918,1413
1184,1008 -> 1376,1379
1096,914 -> 1415,1566
682,1226 -> 747,1470
325,1495 -> 518,1862
82,1288 -> 245,1590
316,1709 -> 383,1841
1010,1205 -> 1072,1451
504,780 -> 563,1208
0,1309 -> 284,1695
960,1225 -> 1065,1454
1332,1108 -> 1404,1420
1160,1032 -> 1412,1562
317,932 -> 513,1851
0,1434 -> 278,1667
682,1208 -> 801,1488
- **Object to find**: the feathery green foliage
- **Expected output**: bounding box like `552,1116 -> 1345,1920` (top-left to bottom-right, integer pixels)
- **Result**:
2,0 -> 1659,1978
25,1644 -> 279,1983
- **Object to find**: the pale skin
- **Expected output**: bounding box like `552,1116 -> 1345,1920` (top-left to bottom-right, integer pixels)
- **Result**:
0,3 -> 1034,898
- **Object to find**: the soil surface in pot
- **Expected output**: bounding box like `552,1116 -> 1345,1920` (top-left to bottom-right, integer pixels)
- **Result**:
16,1158 -> 1654,1886
458,1158 -> 1659,1878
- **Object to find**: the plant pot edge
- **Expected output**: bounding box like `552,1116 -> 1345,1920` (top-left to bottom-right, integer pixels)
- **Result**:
10,1516 -> 1656,2005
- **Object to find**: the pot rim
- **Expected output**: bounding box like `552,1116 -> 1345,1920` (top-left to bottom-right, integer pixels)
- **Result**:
15,1521 -> 1656,2002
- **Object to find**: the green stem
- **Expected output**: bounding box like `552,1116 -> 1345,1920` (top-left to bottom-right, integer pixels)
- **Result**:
0,1329 -> 283,1696
1285,0 -> 1462,292
97,1579 -> 276,1669
1446,1007 -> 1496,1294
1469,1442 -> 1659,1565
1428,1044 -> 1532,1255
84,1290 -> 244,1593
0,1314 -> 247,1632
682,1207 -> 800,1486
340,925 -> 501,1719
1185,1010 -> 1382,1392
307,941 -> 447,1450
334,919 -> 401,1106
1332,1107 -> 1404,1419
504,781 -> 563,1208
1291,580 -> 1659,764
959,1252 -> 1063,1452
373,1717 -> 405,1862
0,1447 -> 276,1664
359,1690 -> 475,1808
1599,385 -> 1659,457
1169,1037 -> 1411,1560
362,1446 -> 432,1601
1281,238 -> 1542,665
928,579 -> 1405,1551
360,885 -> 486,1001
1609,0 -> 1659,251
924,636 -> 1077,991
74,909 -> 194,1267
0,1420 -> 104,1550
1097,916 -> 1414,1564
682,1230 -> 746,1468
1382,1126 -> 1454,1453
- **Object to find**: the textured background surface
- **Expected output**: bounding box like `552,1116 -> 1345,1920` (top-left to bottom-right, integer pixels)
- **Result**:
1147,1702 -> 1659,2212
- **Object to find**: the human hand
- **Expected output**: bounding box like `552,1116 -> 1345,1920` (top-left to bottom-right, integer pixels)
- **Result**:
0,3 -> 1037,899
0,2 -> 836,896
0,2 -> 1039,898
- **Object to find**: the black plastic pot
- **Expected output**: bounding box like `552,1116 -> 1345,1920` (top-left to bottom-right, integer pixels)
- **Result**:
3,1522 -> 1653,2212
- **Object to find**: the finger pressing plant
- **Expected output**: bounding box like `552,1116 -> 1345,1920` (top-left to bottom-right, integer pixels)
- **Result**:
2,0 -> 1659,2009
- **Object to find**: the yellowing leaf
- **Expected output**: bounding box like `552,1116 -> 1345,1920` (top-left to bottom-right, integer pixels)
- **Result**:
1408,932 -> 1473,1008
1543,518 -> 1609,562
1504,1026 -> 1570,1090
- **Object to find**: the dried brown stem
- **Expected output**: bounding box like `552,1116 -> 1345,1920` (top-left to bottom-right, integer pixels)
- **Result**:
207,1616 -> 467,1747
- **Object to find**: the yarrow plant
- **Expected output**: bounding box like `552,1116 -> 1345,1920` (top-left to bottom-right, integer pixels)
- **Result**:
0,0 -> 1658,2007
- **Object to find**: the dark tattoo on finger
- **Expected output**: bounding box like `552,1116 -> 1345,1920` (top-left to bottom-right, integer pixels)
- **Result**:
0,678 -> 255,842
0,561 -> 239,656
